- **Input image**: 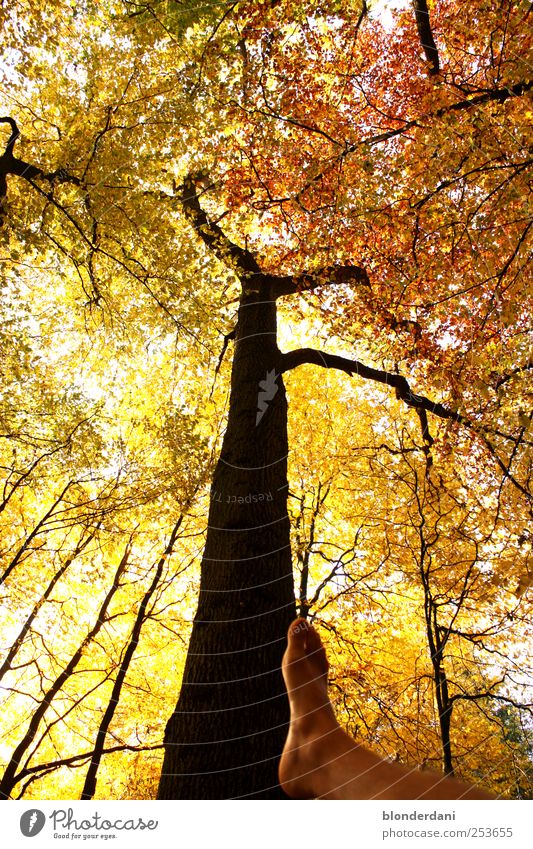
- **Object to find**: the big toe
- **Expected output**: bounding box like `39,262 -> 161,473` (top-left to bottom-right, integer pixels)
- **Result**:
282,619 -> 329,691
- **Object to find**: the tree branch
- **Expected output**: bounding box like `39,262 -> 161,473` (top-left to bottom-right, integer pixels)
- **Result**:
279,348 -> 455,417
449,692 -> 533,714
355,1 -> 368,37
179,174 -> 262,281
279,347 -> 532,500
285,80 -> 533,206
211,327 -> 236,397
16,742 -> 163,783
271,263 -> 370,298
0,116 -> 81,225
412,0 -> 440,76
0,117 -> 19,157
350,81 -> 533,153
494,361 -> 532,390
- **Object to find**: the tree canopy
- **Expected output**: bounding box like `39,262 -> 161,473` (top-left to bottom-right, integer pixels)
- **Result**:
0,0 -> 531,799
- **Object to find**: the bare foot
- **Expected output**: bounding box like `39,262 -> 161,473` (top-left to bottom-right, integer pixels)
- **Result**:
279,618 -> 342,798
279,619 -> 495,801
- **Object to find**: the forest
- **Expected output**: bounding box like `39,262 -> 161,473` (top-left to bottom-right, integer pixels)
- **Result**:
0,0 -> 531,800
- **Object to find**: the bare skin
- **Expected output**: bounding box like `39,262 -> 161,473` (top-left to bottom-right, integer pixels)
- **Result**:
279,618 -> 494,800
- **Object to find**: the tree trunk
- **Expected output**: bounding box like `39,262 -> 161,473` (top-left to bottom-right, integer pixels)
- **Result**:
424,598 -> 455,777
158,279 -> 296,799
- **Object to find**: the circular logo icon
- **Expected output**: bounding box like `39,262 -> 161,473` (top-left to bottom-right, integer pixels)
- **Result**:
20,809 -> 46,837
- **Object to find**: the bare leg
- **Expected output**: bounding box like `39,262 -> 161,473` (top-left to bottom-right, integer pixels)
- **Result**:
279,619 -> 494,800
